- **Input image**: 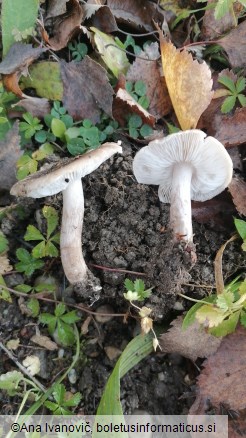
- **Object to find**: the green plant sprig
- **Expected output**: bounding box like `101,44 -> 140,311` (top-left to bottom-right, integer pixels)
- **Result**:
218,75 -> 246,113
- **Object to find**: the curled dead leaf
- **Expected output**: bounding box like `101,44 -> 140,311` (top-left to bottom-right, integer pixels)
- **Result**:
107,0 -> 164,31
228,177 -> 246,216
43,0 -> 84,51
113,88 -> 155,127
159,316 -> 221,361
126,42 -> 172,119
159,33 -> 213,130
31,334 -> 58,351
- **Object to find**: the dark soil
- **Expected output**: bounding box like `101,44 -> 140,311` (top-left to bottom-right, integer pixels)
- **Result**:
0,138 -> 244,416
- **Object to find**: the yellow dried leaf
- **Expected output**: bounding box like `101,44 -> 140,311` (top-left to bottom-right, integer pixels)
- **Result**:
159,34 -> 213,130
141,316 -> 153,334
6,339 -> 20,350
0,254 -> 12,275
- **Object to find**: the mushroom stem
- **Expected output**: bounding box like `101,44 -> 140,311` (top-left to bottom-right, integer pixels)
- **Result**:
60,179 -> 87,284
170,163 -> 193,242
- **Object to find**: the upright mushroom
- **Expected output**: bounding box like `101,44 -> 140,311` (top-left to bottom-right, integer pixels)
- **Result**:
11,142 -> 122,289
133,130 -> 233,242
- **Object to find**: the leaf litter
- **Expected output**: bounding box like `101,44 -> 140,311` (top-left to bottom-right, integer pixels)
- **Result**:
0,0 -> 246,421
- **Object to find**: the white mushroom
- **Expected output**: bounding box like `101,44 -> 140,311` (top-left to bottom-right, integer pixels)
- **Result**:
11,142 -> 122,286
132,130 -> 233,242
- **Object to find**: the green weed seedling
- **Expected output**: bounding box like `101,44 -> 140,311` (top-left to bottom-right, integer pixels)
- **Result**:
0,370 -> 41,402
124,279 -> 160,350
24,206 -> 60,258
218,75 -> 246,113
182,277 -> 246,337
44,383 -> 82,415
0,230 -> 8,253
124,278 -> 152,302
0,275 -> 12,302
68,40 -> 88,61
39,302 -> 81,346
234,217 -> 246,251
14,283 -> 56,318
126,80 -> 150,109
127,114 -> 153,139
16,143 -> 55,180
19,113 -> 43,139
15,248 -> 44,277
200,0 -> 246,21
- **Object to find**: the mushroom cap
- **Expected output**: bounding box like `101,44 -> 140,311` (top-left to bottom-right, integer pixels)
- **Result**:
132,130 -> 233,202
11,141 -> 122,198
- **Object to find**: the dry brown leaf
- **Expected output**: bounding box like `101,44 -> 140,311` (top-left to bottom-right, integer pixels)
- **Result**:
31,334 -> 58,351
15,97 -> 51,119
126,42 -> 172,119
228,177 -> 246,216
199,103 -> 246,148
60,57 -> 113,122
0,122 -> 22,191
107,0 -> 164,31
83,4 -> 118,32
228,412 -> 246,438
190,326 -> 246,414
0,43 -> 46,97
201,0 -> 238,40
159,34 -> 213,130
44,0 -> 84,51
219,20 -> 246,68
46,0 -> 69,18
0,44 -> 46,76
113,88 -> 155,127
6,339 -> 20,350
159,316 -> 221,362
192,196 -> 235,228
0,254 -> 13,275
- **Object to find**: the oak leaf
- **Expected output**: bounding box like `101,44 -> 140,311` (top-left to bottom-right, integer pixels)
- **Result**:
159,34 -> 213,130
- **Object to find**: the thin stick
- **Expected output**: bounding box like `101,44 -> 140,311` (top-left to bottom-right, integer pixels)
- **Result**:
182,282 -> 215,289
0,341 -> 46,392
0,284 -> 127,318
89,263 -> 147,277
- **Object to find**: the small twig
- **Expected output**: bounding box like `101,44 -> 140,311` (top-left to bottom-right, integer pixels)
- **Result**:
182,282 -> 215,289
117,27 -> 159,39
89,263 -> 147,277
0,284 -> 127,318
0,341 -> 46,393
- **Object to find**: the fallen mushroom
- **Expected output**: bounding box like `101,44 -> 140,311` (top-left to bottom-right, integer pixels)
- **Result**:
11,142 -> 122,290
132,130 -> 233,242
